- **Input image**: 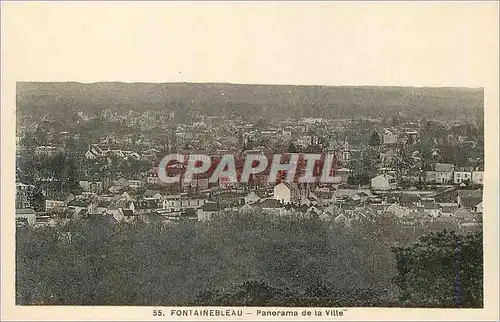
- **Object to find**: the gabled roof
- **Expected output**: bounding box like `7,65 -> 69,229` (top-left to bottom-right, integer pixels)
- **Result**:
68,198 -> 89,207
97,200 -> 112,208
122,209 -> 135,216
422,201 -> 441,210
314,191 -> 335,200
16,208 -> 36,215
200,203 -> 225,212
275,181 -> 299,192
435,163 -> 453,172
259,198 -> 283,209
134,200 -> 159,210
458,189 -> 483,208
400,193 -> 420,202
144,189 -> 162,197
454,207 -> 475,219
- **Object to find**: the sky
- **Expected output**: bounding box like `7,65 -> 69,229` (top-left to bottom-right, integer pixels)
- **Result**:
2,1 -> 498,87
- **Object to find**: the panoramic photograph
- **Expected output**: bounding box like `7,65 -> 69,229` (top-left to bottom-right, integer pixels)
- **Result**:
15,82 -> 484,308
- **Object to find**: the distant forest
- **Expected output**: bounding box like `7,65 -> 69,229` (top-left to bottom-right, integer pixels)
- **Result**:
16,82 -> 483,123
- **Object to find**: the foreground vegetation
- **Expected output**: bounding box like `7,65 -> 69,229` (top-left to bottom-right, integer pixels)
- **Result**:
16,212 -> 482,307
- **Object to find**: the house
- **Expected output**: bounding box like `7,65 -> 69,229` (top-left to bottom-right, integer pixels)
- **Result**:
143,189 -> 162,200
425,171 -> 437,183
299,195 -> 318,207
421,199 -> 442,217
45,199 -> 67,211
312,190 -> 336,205
457,189 -> 483,213
79,181 -> 103,193
197,203 -> 225,221
435,163 -> 454,184
88,199 -> 112,215
133,200 -> 160,215
383,129 -> 398,145
128,179 -> 143,189
239,203 -> 255,215
454,167 -> 473,184
16,208 -> 37,226
433,186 -> 459,205
371,174 -> 396,191
333,214 -> 350,226
399,193 -> 420,209
16,183 -> 35,209
474,201 -> 483,214
147,168 -> 160,185
128,152 -> 141,161
472,170 -> 484,185
115,178 -> 130,188
319,204 -> 342,221
67,198 -> 89,214
351,190 -> 372,203
179,194 -> 206,209
453,208 -> 479,222
162,193 -> 206,212
35,146 -> 58,157
162,194 -> 182,212
120,209 -> 140,224
273,182 -> 300,204
182,178 -> 209,191
257,198 -> 286,216
441,204 -> 459,217
244,191 -> 262,204
85,145 -> 104,160
386,203 -> 409,218
335,168 -> 350,183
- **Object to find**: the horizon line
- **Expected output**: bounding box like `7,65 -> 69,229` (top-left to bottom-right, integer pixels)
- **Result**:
16,81 -> 484,90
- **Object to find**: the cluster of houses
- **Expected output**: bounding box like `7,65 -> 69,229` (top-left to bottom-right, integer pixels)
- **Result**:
371,163 -> 484,191
16,177 -> 483,232
17,110 -> 485,235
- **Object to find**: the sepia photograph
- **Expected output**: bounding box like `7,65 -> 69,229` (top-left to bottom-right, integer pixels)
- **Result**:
1,1 -> 499,321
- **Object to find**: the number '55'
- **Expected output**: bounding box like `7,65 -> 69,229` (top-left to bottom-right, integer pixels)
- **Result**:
153,310 -> 163,316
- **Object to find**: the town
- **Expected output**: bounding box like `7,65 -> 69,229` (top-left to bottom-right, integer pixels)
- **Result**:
16,104 -> 484,233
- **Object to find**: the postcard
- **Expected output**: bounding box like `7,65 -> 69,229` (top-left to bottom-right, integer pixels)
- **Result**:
1,1 -> 499,321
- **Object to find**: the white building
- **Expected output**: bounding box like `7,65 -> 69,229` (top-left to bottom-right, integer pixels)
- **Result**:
435,163 -> 454,184
35,146 -> 58,157
472,171 -> 484,185
45,199 -> 66,211
371,174 -> 396,191
383,129 -> 398,145
273,182 -> 300,204
454,168 -> 472,184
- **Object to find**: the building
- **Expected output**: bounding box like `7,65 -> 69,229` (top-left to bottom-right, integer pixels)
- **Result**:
16,208 -> 37,226
34,146 -> 58,157
16,182 -> 35,209
45,199 -> 66,211
472,170 -> 484,185
128,179 -> 143,189
457,189 -> 483,213
335,168 -> 350,183
425,171 -> 437,183
85,145 -> 104,160
435,163 -> 454,184
383,129 -> 398,145
454,167 -> 473,184
197,203 -> 225,221
371,174 -> 396,191
273,182 -> 300,204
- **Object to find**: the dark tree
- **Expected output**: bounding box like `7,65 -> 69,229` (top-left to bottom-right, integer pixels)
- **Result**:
368,131 -> 381,146
392,230 -> 483,308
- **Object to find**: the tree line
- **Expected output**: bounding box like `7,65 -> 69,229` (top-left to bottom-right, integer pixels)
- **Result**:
16,212 -> 482,307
